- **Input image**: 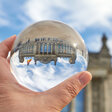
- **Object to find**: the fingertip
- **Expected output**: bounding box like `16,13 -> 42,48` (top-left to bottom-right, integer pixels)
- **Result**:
78,71 -> 92,86
11,35 -> 16,39
82,71 -> 92,80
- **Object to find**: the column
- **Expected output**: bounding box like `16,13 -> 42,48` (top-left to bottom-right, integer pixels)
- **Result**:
68,45 -> 70,54
84,82 -> 92,112
65,44 -> 67,54
64,44 -> 66,54
38,43 -> 40,54
69,99 -> 75,112
66,45 -> 68,54
58,44 -> 60,53
70,47 -> 72,54
33,43 -> 37,54
55,43 -> 57,54
60,44 -> 62,53
62,44 -> 63,53
100,78 -> 105,112
105,73 -> 112,112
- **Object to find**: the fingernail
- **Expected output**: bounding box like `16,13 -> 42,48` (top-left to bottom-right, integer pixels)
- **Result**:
79,72 -> 91,85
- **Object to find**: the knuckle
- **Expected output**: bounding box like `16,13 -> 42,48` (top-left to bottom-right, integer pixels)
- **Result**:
65,80 -> 80,98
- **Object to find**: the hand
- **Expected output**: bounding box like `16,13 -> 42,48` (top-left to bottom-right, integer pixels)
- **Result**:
0,35 -> 92,112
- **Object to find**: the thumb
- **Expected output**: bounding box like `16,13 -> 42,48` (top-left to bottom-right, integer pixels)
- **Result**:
46,71 -> 92,110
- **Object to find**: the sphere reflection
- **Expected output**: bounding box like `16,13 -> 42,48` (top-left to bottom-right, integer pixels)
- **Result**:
10,20 -> 88,92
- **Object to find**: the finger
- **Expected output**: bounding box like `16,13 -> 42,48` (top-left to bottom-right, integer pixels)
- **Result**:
7,57 -> 10,64
45,71 -> 92,110
0,35 -> 16,58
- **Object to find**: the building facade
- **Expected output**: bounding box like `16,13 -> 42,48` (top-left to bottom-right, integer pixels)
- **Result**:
12,34 -> 112,112
67,34 -> 112,112
84,34 -> 112,112
12,37 -> 77,65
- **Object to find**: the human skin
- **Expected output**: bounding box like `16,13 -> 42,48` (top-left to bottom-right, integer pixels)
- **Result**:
0,35 -> 92,112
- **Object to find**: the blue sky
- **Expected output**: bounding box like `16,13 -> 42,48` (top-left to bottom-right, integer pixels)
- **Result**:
0,0 -> 112,55
0,0 -> 112,112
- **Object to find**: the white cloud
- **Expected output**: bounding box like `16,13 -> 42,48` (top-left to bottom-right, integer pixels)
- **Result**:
10,51 -> 87,92
0,1 -> 10,26
0,18 -> 10,26
23,0 -> 112,31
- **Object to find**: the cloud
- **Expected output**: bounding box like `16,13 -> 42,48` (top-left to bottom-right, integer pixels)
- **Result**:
23,0 -> 112,31
0,1 -> 10,26
0,18 -> 10,26
10,51 -> 87,92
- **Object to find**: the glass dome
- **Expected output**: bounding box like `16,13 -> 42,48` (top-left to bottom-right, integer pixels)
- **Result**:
10,20 -> 88,92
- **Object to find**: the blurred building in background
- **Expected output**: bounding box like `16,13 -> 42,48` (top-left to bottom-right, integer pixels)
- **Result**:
84,34 -> 112,112
62,34 -> 112,112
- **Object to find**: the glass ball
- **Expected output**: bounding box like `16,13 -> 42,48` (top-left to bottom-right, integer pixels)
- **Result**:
10,20 -> 88,92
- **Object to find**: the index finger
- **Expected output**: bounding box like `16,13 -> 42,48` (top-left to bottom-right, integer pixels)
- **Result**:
0,35 -> 16,58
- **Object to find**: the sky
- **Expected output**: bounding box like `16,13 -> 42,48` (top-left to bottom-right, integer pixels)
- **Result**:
0,0 -> 112,112
10,50 -> 86,112
10,51 -> 87,92
0,0 -> 112,55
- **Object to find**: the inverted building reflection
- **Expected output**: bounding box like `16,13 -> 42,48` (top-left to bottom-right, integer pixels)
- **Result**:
11,37 -> 78,65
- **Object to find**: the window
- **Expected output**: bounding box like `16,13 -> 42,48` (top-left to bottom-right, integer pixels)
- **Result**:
62,44 -> 63,49
58,44 -> 60,53
32,45 -> 34,49
67,45 -> 70,54
35,39 -> 37,41
66,45 -> 69,54
60,44 -> 63,53
70,46 -> 72,54
82,50 -> 83,56
63,44 -> 66,53
48,44 -> 51,53
53,38 -> 55,41
53,43 -> 55,54
58,44 -> 60,49
44,43 -> 47,53
40,43 -> 43,53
